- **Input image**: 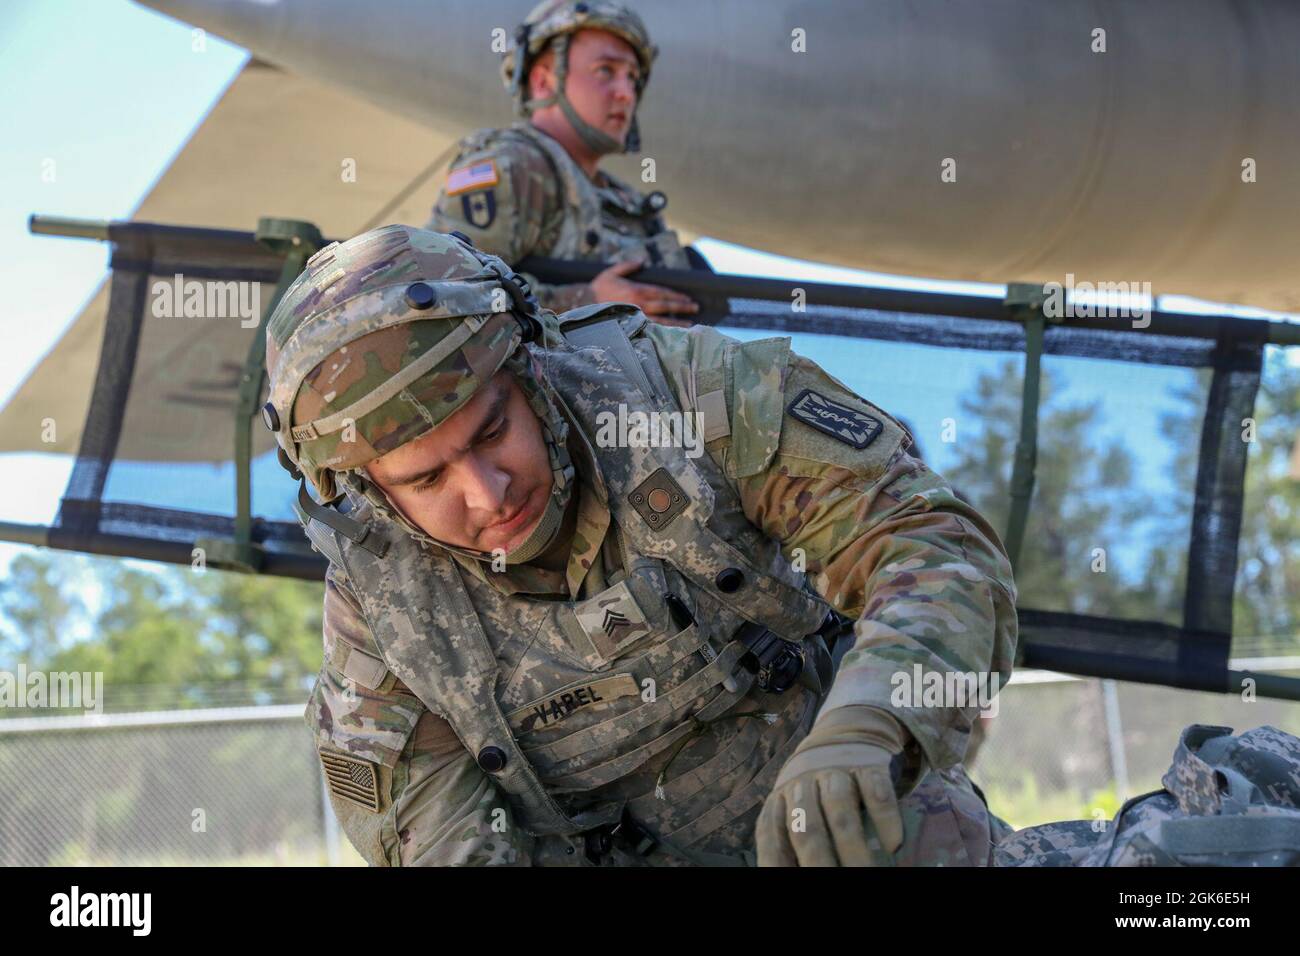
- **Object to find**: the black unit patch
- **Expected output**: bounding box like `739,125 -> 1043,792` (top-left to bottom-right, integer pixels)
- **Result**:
786,388 -> 883,449
462,189 -> 497,229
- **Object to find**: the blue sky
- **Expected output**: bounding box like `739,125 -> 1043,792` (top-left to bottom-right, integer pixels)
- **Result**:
0,1 -> 246,558
0,0 -> 1295,585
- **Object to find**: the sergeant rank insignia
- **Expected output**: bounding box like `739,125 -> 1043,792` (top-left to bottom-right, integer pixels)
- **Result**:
573,579 -> 651,661
787,388 -> 883,449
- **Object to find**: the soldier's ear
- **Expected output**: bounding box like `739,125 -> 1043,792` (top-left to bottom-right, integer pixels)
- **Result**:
529,50 -> 557,100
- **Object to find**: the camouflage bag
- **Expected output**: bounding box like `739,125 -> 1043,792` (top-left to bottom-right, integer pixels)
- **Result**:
995,723 -> 1300,866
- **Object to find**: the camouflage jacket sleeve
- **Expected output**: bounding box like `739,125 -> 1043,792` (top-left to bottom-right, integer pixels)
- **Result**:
426,134 -> 596,314
643,323 -> 1019,772
307,565 -> 533,866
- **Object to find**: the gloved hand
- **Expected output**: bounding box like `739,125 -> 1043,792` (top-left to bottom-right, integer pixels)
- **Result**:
757,705 -> 916,866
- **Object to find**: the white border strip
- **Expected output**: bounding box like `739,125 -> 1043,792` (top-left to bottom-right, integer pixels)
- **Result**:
0,703 -> 304,734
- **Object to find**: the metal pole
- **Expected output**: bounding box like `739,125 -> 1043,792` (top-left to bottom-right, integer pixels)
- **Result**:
0,520 -> 326,580
1100,679 -> 1130,802
28,215 -> 1300,346
28,214 -> 110,241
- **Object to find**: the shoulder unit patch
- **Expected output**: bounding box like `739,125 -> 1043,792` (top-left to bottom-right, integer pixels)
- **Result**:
787,387 -> 883,449
461,189 -> 497,229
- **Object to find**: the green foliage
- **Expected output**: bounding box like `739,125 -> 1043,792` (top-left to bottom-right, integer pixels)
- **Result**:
944,360 -> 1176,621
0,551 -> 324,712
981,772 -> 1124,830
1235,349 -> 1300,649
941,351 -> 1300,645
0,552 -> 86,663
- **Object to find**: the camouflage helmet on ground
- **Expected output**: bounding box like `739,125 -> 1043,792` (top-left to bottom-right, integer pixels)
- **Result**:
502,0 -> 657,154
263,225 -> 575,547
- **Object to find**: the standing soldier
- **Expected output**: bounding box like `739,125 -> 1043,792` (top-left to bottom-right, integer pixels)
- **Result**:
427,0 -> 699,322
264,224 -> 1019,866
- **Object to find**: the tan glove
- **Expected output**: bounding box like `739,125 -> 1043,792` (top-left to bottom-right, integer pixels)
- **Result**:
757,705 -> 917,866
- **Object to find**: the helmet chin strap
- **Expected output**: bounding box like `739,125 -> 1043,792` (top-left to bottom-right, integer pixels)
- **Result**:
496,472 -> 571,564
557,88 -> 625,155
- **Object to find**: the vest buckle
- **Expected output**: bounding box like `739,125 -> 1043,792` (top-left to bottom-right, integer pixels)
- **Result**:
734,610 -> 853,695
735,620 -> 804,694
583,807 -> 658,864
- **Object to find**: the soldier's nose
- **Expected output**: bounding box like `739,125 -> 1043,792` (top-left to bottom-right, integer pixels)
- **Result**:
458,456 -> 510,515
612,78 -> 636,104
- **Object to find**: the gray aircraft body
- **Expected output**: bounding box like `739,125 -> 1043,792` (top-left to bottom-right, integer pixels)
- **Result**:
137,0 -> 1300,310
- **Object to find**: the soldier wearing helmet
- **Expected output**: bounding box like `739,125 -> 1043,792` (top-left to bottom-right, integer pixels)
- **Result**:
266,224 -> 1018,867
426,0 -> 699,322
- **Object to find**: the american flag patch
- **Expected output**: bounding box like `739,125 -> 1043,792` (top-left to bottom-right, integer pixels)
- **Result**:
319,748 -> 382,812
445,159 -> 500,196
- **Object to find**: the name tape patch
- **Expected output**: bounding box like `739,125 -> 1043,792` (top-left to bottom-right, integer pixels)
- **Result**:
787,388 -> 883,449
507,673 -> 640,734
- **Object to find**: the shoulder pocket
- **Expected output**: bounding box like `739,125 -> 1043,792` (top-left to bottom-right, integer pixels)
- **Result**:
725,335 -> 792,478
306,666 -> 423,770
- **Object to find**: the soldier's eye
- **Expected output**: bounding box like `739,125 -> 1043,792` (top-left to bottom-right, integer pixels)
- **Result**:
413,472 -> 443,493
409,419 -> 507,494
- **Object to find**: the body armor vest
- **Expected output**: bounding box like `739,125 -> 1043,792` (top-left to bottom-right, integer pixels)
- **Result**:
304,308 -> 832,864
465,122 -> 688,269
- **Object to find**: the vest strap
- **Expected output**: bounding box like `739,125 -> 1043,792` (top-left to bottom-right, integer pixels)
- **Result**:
625,715 -> 764,812
564,313 -> 669,408
634,621 -> 712,676
555,314 -> 830,642
295,482 -> 386,557
662,688 -> 815,848
1159,816 -> 1300,857
541,671 -> 755,793
512,123 -> 601,251
523,641 -> 748,765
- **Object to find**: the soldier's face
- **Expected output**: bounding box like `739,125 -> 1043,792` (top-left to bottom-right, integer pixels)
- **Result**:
363,370 -> 555,554
537,29 -> 641,145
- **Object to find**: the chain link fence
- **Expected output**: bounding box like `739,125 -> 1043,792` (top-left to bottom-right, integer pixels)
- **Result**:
3,670 -> 1298,865
0,705 -> 359,866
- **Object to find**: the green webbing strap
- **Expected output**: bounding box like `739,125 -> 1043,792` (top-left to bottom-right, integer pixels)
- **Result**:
224,218 -> 324,572
1003,283 -> 1050,574
562,310 -> 666,406
293,481 -> 387,558
1158,816 -> 1300,857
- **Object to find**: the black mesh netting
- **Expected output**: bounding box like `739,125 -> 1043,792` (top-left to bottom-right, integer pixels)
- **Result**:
23,222 -> 1292,693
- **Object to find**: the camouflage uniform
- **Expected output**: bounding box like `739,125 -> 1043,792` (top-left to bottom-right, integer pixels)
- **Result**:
426,1 -> 688,314
428,123 -> 688,315
264,225 -> 1019,867
996,724 -> 1300,867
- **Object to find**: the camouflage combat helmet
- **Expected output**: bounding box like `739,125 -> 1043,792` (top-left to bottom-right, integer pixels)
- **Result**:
502,0 -> 657,154
263,224 -> 576,563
